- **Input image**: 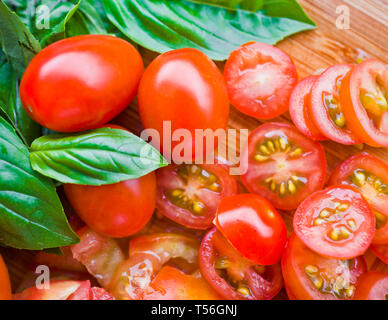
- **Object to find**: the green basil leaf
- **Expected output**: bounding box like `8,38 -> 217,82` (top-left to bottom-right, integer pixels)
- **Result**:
30,128 -> 168,185
0,116 -> 79,250
102,0 -> 316,60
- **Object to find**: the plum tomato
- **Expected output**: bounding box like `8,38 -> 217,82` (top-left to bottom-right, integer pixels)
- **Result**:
0,255 -> 11,300
240,122 -> 326,210
340,59 -> 388,147
289,76 -> 327,141
156,163 -> 238,229
310,64 -> 361,145
328,153 -> 388,244
215,194 -> 287,265
20,35 -> 143,132
353,271 -> 388,300
199,228 -> 283,300
370,243 -> 388,265
224,42 -> 297,120
110,234 -> 200,299
138,48 -> 229,162
293,186 -> 375,259
282,234 -> 367,300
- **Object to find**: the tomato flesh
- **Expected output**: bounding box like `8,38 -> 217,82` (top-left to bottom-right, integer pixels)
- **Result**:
0,255 -> 11,300
156,164 -> 237,229
282,234 -> 367,300
370,243 -> 388,265
199,228 -> 283,300
353,271 -> 388,300
240,122 -> 326,210
294,186 -> 375,259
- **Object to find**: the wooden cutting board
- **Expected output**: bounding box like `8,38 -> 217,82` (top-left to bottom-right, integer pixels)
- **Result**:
2,0 -> 387,293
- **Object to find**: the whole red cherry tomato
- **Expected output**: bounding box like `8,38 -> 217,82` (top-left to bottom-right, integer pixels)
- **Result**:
138,48 -> 229,162
20,35 -> 143,132
215,194 -> 287,265
353,271 -> 388,300
0,255 -> 11,300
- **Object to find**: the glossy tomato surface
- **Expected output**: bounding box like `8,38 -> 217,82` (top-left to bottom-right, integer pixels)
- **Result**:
156,163 -> 237,229
340,59 -> 388,147
282,234 -> 367,300
370,243 -> 388,264
328,153 -> 388,244
215,194 -> 287,265
199,228 -> 283,300
294,186 -> 375,259
138,48 -> 229,162
224,42 -> 297,120
310,64 -> 360,145
20,35 -> 143,132
0,255 -> 11,300
353,271 -> 388,300
240,122 -> 326,210
289,76 -> 327,141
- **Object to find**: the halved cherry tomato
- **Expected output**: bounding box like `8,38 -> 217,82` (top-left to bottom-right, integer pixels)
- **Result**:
142,266 -> 221,300
224,42 -> 297,120
282,234 -> 367,300
353,271 -> 388,300
240,122 -> 326,210
215,194 -> 287,265
110,234 -> 199,300
328,153 -> 388,244
370,244 -> 388,265
20,35 -> 143,132
199,228 -> 283,300
289,76 -> 327,141
310,64 -> 360,145
138,48 -> 229,162
340,59 -> 388,147
294,185 -> 375,259
156,164 -> 238,229
0,255 -> 11,300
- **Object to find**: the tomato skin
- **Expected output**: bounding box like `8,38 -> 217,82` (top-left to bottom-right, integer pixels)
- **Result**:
156,164 -> 238,229
20,35 -> 143,132
310,64 -> 361,145
328,153 -> 388,244
240,122 -> 327,210
370,244 -> 388,264
215,194 -> 287,265
289,76 -> 327,141
340,59 -> 388,147
294,186 -> 375,259
224,42 -> 297,119
199,228 -> 283,300
138,48 -> 229,162
0,255 -> 11,300
282,234 -> 367,300
353,271 -> 388,300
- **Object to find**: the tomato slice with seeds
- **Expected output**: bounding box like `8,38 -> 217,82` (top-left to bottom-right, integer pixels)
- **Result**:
156,164 -> 238,229
294,185 -> 375,259
224,42 -> 297,120
240,122 -> 326,210
340,59 -> 388,147
199,228 -> 283,300
282,234 -> 367,300
328,153 -> 388,244
310,64 -> 361,145
353,271 -> 388,300
289,76 -> 327,141
370,244 -> 388,265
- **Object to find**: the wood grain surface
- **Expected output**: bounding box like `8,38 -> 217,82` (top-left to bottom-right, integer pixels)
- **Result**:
2,0 -> 387,295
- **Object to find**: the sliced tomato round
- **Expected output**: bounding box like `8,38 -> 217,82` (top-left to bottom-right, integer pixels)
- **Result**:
294,185 -> 375,259
289,76 -> 327,141
310,64 -> 360,145
224,42 -> 297,120
199,228 -> 283,300
282,234 -> 367,300
156,164 -> 238,229
215,194 -> 287,265
240,122 -> 326,210
340,59 -> 388,147
353,271 -> 388,300
328,153 -> 388,244
370,243 -> 388,264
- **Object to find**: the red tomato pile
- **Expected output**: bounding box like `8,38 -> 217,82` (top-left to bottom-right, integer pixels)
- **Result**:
6,35 -> 387,300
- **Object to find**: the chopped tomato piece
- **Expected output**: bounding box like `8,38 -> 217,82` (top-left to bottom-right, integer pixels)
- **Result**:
353,271 -> 388,300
